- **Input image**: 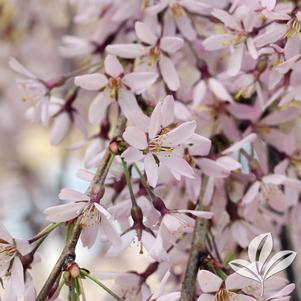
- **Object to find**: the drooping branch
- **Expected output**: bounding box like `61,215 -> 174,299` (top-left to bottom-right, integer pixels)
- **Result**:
35,115 -> 126,301
180,176 -> 209,301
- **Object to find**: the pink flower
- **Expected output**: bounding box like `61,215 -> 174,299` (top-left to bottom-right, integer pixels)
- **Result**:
74,54 -> 157,125
161,209 -> 213,234
203,7 -> 259,75
0,223 -> 32,301
197,270 -> 257,301
145,0 -> 212,41
122,95 -> 210,187
44,187 -> 121,248
106,21 -> 184,91
9,57 -> 50,125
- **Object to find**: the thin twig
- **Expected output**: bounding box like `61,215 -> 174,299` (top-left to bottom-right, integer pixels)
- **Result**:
179,176 -> 209,301
35,115 -> 126,301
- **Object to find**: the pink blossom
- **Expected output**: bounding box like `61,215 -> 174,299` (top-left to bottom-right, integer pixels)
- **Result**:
44,187 -> 121,248
106,21 -> 184,91
74,54 -> 157,125
122,95 -> 210,187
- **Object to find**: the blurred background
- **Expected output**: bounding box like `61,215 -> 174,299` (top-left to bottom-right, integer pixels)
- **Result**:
0,0 -> 155,299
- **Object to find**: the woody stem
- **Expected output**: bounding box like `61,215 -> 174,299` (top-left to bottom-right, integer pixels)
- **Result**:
179,176 -> 209,301
35,115 -> 126,301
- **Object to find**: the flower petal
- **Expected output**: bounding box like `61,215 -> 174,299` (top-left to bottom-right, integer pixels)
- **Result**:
135,21 -> 157,45
208,78 -> 233,102
106,44 -> 149,59
104,55 -> 123,78
74,73 -> 108,91
123,126 -> 148,149
198,270 -> 223,293
88,91 -> 112,124
59,188 -> 90,202
123,72 -> 158,94
160,37 -> 184,53
159,55 -> 180,91
144,153 -> 158,187
122,147 -> 144,163
118,88 -> 150,132
164,121 -> 196,146
161,95 -> 175,127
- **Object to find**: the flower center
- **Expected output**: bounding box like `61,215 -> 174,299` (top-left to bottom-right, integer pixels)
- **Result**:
108,77 -> 121,98
81,204 -> 101,227
148,132 -> 174,154
170,4 -> 183,17
0,243 -> 16,265
287,19 -> 301,38
216,289 -> 230,301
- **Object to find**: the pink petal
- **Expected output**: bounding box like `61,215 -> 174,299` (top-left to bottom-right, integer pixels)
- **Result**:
193,80 -> 207,105
106,44 -> 149,59
121,147 -> 144,163
118,88 -> 150,132
88,91 -> 112,124
175,11 -> 197,41
242,181 -> 260,204
81,224 -> 99,248
208,78 -> 233,102
123,72 -> 158,94
262,174 -> 286,185
212,9 -> 241,31
231,221 -> 249,248
94,203 -> 112,219
123,126 -> 148,149
246,38 -> 258,59
106,230 -> 135,257
9,57 -> 37,79
160,37 -> 184,53
50,112 -> 71,145
44,202 -> 84,222
159,55 -> 180,91
198,158 -> 230,178
104,55 -> 123,78
197,270 -> 222,293
74,73 -> 108,90
59,188 -> 90,202
217,156 -> 241,171
100,216 -> 122,247
161,95 -> 175,127
15,239 -> 30,256
160,155 -> 195,179
188,134 -> 212,156
222,133 -> 257,154
149,101 -> 162,139
260,0 -> 276,10
144,153 -> 158,187
197,294 -> 216,301
260,107 -> 299,126
254,23 -> 287,48
11,257 -> 24,298
135,21 -> 157,45
203,34 -> 234,50
164,121 -> 196,146
227,43 -> 244,76
157,292 -> 181,301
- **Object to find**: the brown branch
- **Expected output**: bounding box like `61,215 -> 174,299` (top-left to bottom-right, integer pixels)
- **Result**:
35,115 -> 126,301
179,176 -> 209,301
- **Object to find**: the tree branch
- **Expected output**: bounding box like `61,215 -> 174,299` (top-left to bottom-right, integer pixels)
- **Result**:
35,115 -> 126,301
180,176 -> 209,301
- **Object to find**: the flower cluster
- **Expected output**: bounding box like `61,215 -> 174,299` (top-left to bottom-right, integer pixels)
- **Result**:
2,0 -> 301,300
